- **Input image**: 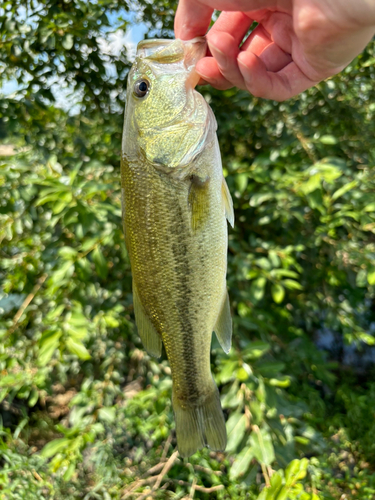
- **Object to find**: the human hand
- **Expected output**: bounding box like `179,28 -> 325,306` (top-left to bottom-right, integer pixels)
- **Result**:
174,0 -> 375,100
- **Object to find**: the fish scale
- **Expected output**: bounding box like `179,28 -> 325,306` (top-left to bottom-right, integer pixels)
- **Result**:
121,37 -> 234,457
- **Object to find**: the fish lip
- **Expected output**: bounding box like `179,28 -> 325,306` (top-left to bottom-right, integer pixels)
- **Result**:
137,38 -> 174,51
137,37 -> 206,51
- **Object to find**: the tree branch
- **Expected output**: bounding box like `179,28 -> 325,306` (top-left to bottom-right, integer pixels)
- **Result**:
7,273 -> 48,335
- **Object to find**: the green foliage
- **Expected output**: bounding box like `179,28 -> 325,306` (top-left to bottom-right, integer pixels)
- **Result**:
1,1 -> 375,498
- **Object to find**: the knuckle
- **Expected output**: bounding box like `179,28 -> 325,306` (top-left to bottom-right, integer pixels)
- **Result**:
294,7 -> 330,45
246,85 -> 267,99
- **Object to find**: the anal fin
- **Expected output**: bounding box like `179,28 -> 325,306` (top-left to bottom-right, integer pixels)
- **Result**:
133,282 -> 162,358
214,291 -> 232,354
221,178 -> 234,227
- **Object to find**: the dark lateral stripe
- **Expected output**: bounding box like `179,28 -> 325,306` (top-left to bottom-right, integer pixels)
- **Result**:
170,197 -> 199,400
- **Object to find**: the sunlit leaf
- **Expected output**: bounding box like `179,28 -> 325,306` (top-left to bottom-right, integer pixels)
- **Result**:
230,445 -> 254,480
92,247 -> 108,279
271,284 -> 285,303
65,337 -> 91,360
41,438 -> 70,458
226,413 -> 247,452
250,427 -> 275,466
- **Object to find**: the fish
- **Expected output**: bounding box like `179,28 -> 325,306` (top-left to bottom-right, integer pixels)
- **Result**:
121,37 -> 234,457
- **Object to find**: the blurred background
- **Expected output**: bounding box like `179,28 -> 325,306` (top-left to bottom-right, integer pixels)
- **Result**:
1,1 -> 375,499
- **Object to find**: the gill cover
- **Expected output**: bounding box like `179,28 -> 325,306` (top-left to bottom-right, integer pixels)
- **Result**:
125,38 -> 216,170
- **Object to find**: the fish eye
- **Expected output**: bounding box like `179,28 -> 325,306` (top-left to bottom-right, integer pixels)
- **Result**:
134,79 -> 150,98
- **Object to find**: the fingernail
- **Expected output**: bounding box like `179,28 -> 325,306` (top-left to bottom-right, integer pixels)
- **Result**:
238,53 -> 251,83
207,41 -> 226,64
196,70 -> 210,82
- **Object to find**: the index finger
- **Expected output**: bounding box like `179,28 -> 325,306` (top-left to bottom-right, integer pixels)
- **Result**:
174,0 -> 214,40
175,0 -> 284,40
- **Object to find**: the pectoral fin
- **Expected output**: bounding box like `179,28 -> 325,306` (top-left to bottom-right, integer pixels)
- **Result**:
188,175 -> 210,232
222,178 -> 234,227
133,282 -> 162,358
214,291 -> 232,354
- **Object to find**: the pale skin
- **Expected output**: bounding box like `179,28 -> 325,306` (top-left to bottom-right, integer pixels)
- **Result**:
174,0 -> 375,101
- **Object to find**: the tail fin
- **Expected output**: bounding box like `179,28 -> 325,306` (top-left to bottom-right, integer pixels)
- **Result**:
172,382 -> 227,458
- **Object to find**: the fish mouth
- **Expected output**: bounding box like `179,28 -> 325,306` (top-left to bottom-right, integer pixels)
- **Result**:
137,38 -> 177,50
137,37 -> 206,50
136,37 -> 207,70
137,38 -> 174,51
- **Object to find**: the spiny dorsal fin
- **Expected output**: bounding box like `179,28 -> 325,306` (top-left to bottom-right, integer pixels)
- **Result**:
214,291 -> 232,354
133,282 -> 162,358
221,178 -> 234,227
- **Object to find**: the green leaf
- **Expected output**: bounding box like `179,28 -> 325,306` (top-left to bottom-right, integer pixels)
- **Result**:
363,56 -> 375,67
275,460 -> 310,499
282,279 -> 303,290
38,330 -> 62,366
256,257 -> 272,270
81,237 -> 100,252
249,193 -> 273,207
230,445 -> 254,480
250,426 -> 275,466
285,458 -> 309,485
51,260 -> 74,285
63,462 -> 76,481
236,363 -> 252,381
256,471 -> 283,500
356,269 -> 367,287
35,193 -> 60,206
235,173 -> 248,194
256,361 -> 286,376
62,34 -> 74,50
358,332 -> 375,346
66,325 -> 88,340
92,247 -> 108,279
53,199 -> 69,214
217,360 -> 238,383
268,251 -> 280,268
28,388 -> 39,407
250,277 -> 267,302
271,284 -> 285,303
41,438 -> 70,458
243,341 -> 271,360
368,268 -> 375,285
331,180 -> 358,201
270,269 -> 299,279
319,135 -> 338,145
98,407 -> 116,423
268,376 -> 291,388
65,337 -> 91,360
315,163 -> 342,182
299,174 -> 321,195
58,246 -> 78,260
226,413 -> 247,452
104,315 -> 120,328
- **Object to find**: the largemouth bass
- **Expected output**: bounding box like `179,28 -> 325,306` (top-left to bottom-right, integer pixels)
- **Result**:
121,37 -> 234,457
